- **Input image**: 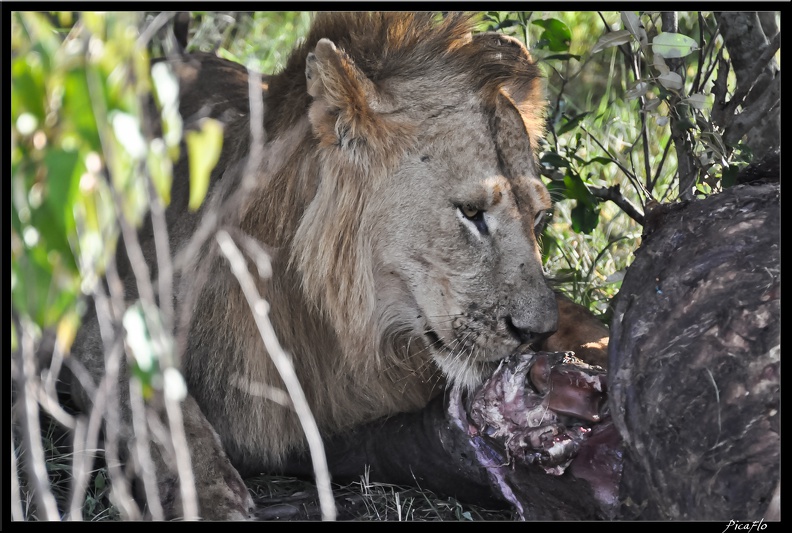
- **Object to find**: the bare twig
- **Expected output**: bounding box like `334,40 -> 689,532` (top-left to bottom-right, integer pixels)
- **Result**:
649,135 -> 673,194
136,11 -> 175,51
16,322 -> 61,520
11,431 -> 26,521
216,230 -> 337,521
589,184 -> 645,225
579,123 -> 649,205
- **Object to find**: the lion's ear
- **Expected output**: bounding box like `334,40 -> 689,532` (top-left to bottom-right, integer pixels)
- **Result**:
306,38 -> 381,147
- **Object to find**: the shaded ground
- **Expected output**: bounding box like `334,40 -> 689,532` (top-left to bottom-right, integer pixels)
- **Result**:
247,475 -> 516,521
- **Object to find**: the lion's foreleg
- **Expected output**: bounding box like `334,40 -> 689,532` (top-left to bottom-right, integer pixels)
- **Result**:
69,311 -> 253,520
153,394 -> 254,520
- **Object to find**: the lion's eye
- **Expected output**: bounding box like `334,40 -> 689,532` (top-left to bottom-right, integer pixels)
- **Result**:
461,205 -> 480,220
458,205 -> 489,235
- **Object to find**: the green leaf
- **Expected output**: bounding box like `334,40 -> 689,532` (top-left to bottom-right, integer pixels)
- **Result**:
657,71 -> 684,90
39,149 -> 81,273
62,69 -> 102,152
683,93 -> 709,110
541,152 -> 570,169
543,53 -> 581,62
147,140 -> 173,205
11,57 -> 47,122
620,11 -> 647,47
557,111 -> 589,136
620,12 -> 643,39
591,30 -> 632,54
186,119 -> 224,211
652,32 -> 699,59
532,18 -> 571,52
582,156 -> 617,168
563,171 -> 595,203
571,201 -> 600,234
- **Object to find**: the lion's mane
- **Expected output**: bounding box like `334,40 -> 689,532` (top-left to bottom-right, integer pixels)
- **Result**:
169,12 -> 546,471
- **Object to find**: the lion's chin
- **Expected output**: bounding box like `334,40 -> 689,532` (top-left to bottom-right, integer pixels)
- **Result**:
423,328 -> 509,391
431,352 -> 501,392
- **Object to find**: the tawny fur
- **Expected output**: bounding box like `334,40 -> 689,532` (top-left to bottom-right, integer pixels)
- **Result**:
73,14 -> 579,501
148,13 -> 563,475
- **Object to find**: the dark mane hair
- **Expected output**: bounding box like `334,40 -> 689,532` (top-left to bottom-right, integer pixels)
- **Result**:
264,12 -> 544,146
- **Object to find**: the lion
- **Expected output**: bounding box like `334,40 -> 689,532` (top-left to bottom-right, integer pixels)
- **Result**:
69,12 -> 609,520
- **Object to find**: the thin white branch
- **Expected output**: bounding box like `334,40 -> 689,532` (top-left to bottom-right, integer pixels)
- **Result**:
216,230 -> 337,521
11,432 -> 26,521
18,323 -> 61,520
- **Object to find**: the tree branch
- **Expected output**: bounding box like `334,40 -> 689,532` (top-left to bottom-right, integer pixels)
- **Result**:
589,184 -> 645,226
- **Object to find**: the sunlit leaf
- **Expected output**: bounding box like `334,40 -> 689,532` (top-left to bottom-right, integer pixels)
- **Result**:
148,139 -> 173,205
110,111 -> 147,160
55,309 -> 81,354
186,118 -> 224,211
151,62 -> 183,150
592,30 -> 632,54
532,18 -> 571,52
123,302 -> 156,373
652,32 -> 699,59
543,53 -> 582,62
151,62 -> 179,111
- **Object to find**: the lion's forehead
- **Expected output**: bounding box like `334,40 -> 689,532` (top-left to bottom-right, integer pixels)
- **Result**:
417,101 -> 550,216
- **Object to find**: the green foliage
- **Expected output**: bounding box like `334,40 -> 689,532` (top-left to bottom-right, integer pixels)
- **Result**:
480,11 -> 755,314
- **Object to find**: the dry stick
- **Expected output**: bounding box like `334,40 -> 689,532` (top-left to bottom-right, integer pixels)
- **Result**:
17,324 -> 61,520
132,20 -> 183,520
38,344 -> 76,430
100,266 -> 141,522
81,41 -> 146,520
136,12 -> 176,334
129,380 -> 165,521
67,417 -> 89,520
243,65 -> 335,521
11,432 -> 26,521
626,43 -> 653,196
589,185 -> 645,226
107,242 -> 189,521
660,12 -> 698,202
87,22 -> 199,518
136,11 -> 174,51
66,215 -> 109,520
101,346 -> 141,521
216,231 -> 337,521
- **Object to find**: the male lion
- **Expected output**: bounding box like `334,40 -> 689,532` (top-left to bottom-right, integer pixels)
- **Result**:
70,12 -> 609,520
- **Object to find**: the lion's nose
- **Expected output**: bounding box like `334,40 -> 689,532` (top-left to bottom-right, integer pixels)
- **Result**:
505,315 -> 556,347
